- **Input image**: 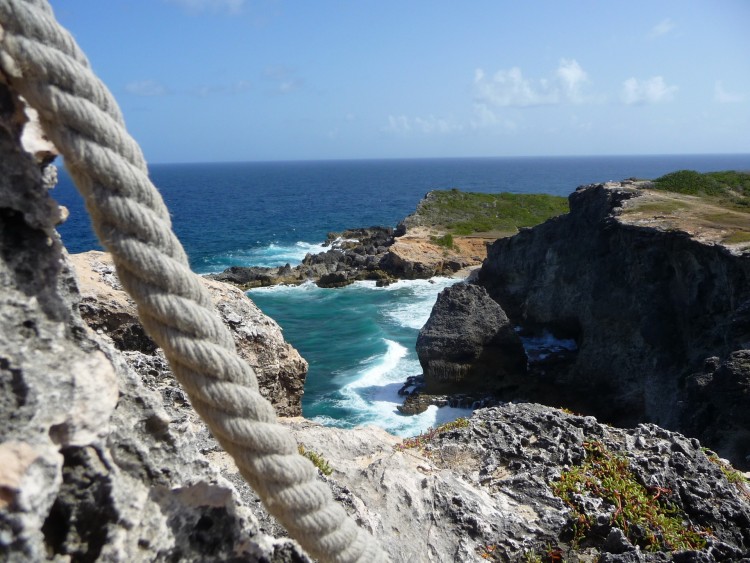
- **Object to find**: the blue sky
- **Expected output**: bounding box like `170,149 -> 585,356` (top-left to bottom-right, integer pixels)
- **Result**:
54,0 -> 749,163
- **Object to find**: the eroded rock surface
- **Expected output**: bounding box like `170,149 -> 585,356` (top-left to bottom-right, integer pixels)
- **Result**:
70,250 -> 307,417
284,404 -> 750,562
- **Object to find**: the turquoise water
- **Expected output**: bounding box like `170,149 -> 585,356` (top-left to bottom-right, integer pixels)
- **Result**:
53,154 -> 750,435
249,278 -> 472,436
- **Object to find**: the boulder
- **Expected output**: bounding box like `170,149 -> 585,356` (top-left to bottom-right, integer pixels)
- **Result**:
416,283 -> 527,394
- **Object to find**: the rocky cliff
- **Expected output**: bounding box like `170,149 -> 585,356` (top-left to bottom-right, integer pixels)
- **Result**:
69,250 -> 307,417
421,181 -> 750,468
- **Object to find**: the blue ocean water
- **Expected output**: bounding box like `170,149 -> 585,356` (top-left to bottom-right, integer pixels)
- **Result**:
54,154 -> 750,435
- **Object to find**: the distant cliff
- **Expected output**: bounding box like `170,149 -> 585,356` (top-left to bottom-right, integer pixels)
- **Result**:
420,180 -> 750,468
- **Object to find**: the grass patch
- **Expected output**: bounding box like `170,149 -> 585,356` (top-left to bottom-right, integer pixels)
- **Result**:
430,233 -> 455,249
723,231 -> 750,244
625,200 -> 688,216
648,170 -> 750,210
551,441 -> 708,552
298,444 -> 333,476
411,189 -> 568,236
395,417 -> 470,453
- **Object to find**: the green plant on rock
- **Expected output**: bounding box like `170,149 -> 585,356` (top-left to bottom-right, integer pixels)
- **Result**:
551,441 -> 708,552
430,233 -> 455,249
704,449 -> 749,487
395,417 -> 470,453
298,444 -> 333,476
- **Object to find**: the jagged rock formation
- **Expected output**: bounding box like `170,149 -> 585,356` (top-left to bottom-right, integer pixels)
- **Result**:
424,181 -> 750,468
0,82 -> 309,562
283,404 -> 750,562
70,251 -> 307,417
416,283 -> 527,394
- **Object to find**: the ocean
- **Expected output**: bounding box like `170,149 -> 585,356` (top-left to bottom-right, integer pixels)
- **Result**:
55,154 -> 750,436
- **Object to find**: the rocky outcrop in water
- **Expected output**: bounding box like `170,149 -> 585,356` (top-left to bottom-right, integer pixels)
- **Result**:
283,403 -> 750,562
209,227 -> 399,288
415,283 -> 527,394
210,225 -> 480,289
424,181 -> 750,468
0,84 -> 309,562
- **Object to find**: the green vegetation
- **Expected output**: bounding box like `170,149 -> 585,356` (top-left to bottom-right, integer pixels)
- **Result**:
723,231 -> 750,244
551,441 -> 708,552
395,417 -> 470,453
704,449 -> 749,486
298,444 -> 333,476
649,170 -> 750,209
628,200 -> 688,215
430,232 -> 455,249
414,189 -> 568,236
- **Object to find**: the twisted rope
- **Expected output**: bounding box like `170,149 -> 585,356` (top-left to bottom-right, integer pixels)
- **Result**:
0,1 -> 387,561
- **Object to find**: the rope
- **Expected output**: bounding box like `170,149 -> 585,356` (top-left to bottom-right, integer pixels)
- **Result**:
0,2 -> 388,561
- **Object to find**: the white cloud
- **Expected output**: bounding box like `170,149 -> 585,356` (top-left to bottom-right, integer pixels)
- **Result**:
165,0 -> 244,14
382,114 -> 459,135
383,115 -> 411,134
194,80 -> 251,97
474,59 -> 592,108
556,59 -> 589,103
125,80 -> 167,96
474,66 -> 556,107
470,103 -> 516,130
714,81 -> 745,103
621,76 -> 677,105
263,66 -> 303,94
649,18 -> 676,38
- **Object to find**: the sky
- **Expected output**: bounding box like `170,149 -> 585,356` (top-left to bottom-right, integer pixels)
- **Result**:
52,0 -> 750,163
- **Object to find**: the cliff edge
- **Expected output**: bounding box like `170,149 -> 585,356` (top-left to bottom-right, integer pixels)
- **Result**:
421,180 -> 750,468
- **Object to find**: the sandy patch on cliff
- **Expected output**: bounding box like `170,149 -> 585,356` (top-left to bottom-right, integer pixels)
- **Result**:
393,226 -> 499,274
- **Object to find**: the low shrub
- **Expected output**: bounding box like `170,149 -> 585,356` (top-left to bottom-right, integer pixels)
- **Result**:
298,444 -> 333,476
551,441 -> 708,552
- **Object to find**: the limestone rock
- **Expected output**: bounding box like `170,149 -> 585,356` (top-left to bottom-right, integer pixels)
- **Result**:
69,250 -> 307,417
416,283 -> 527,394
286,403 -> 750,562
0,83 -> 308,562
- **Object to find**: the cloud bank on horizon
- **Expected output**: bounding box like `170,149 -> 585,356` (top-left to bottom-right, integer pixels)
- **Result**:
56,0 -> 749,163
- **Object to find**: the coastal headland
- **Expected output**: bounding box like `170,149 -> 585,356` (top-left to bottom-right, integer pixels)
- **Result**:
208,189 -> 569,288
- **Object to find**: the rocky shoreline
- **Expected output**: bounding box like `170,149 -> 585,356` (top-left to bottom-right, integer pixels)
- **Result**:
208,220 -> 490,290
